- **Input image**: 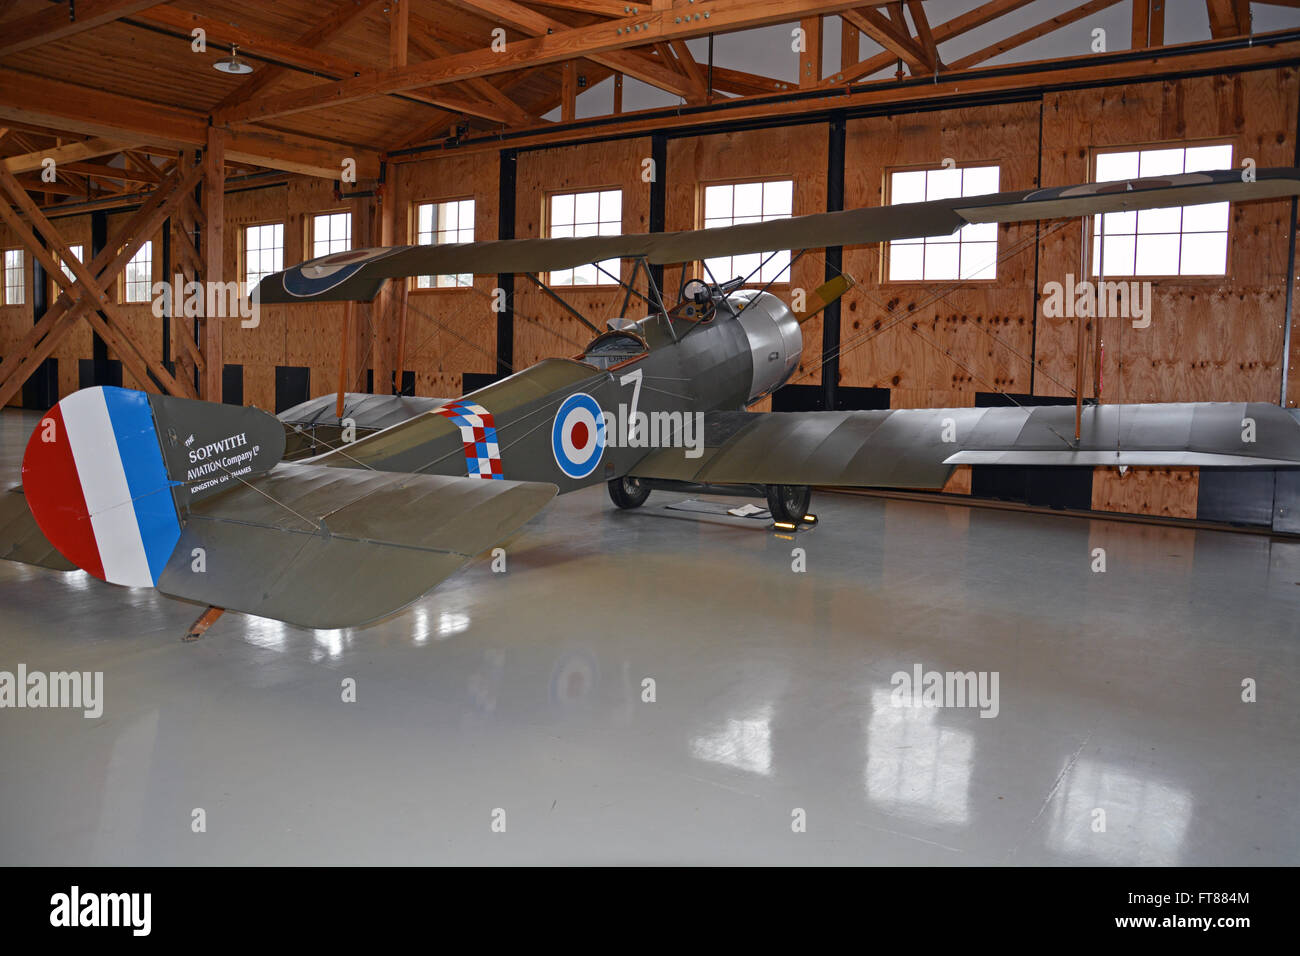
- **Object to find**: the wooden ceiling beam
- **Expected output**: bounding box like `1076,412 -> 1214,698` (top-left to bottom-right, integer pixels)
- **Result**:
3,137 -> 139,175
906,0 -> 941,70
213,0 -> 384,113
947,0 -> 1126,71
218,0 -> 877,124
0,0 -> 170,58
1207,0 -> 1252,37
0,69 -> 380,180
841,6 -> 929,74
136,5 -> 514,124
449,0 -> 696,98
408,18 -> 536,126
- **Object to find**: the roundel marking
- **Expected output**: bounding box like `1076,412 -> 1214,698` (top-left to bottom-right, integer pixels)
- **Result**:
551,392 -> 606,479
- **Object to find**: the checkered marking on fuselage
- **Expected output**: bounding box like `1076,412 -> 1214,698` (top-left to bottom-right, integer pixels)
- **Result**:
435,401 -> 503,479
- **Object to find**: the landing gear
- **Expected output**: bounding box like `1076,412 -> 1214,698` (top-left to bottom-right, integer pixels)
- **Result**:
608,475 -> 651,509
766,484 -> 812,525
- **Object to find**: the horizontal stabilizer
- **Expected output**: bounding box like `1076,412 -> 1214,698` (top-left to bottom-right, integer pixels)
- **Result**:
154,464 -> 557,628
0,486 -> 75,571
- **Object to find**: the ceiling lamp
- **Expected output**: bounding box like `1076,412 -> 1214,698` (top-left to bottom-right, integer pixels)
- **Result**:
213,45 -> 254,75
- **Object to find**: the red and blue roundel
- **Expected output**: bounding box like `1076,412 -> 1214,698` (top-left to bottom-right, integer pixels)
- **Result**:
551,393 -> 605,479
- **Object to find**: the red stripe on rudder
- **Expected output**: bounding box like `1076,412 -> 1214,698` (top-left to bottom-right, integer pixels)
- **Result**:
21,405 -> 106,580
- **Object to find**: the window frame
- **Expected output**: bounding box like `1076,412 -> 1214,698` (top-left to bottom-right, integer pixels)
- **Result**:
411,196 -> 477,291
308,209 -> 353,261
242,220 -> 286,294
880,162 -> 1002,286
2,248 -> 24,306
545,186 -> 624,289
696,175 -> 796,288
120,239 -> 154,304
1088,139 -> 1237,282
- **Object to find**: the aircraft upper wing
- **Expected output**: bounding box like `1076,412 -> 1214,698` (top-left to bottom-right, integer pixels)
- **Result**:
628,403 -> 1300,491
256,168 -> 1300,304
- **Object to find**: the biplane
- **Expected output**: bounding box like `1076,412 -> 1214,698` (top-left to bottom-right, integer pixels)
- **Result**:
6,168 -> 1300,630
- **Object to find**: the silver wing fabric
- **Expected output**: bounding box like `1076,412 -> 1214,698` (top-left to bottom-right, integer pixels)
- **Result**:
255,168 -> 1300,303
629,403 -> 1300,490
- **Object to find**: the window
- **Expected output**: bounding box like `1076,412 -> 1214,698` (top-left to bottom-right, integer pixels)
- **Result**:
58,244 -> 84,284
702,180 -> 793,285
244,223 -> 284,291
1092,144 -> 1233,277
414,199 -> 474,289
123,241 -> 152,303
311,211 -> 351,258
3,249 -> 23,305
549,189 -> 621,286
887,165 -> 999,282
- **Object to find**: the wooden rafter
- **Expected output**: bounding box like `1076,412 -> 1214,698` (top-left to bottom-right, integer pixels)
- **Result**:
3,138 -> 138,175
449,0 -> 696,99
212,0 -> 385,113
0,0 -> 169,58
217,0 -> 881,125
1207,0 -> 1252,37
906,0 -> 941,71
0,69 -> 380,179
842,6 -> 929,74
408,18 -> 536,126
947,0 -> 1127,72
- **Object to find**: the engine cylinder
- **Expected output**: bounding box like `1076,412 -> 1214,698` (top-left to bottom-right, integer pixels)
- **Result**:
728,289 -> 802,403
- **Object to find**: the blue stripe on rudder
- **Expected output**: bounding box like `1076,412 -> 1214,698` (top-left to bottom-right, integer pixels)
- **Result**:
101,387 -> 181,584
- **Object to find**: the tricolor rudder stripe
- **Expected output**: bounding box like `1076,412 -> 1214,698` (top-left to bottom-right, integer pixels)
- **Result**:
22,386 -> 182,588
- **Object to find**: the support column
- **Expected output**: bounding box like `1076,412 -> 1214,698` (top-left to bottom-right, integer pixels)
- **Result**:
90,210 -> 110,386
496,148 -> 517,379
201,125 -> 225,402
821,113 -> 846,411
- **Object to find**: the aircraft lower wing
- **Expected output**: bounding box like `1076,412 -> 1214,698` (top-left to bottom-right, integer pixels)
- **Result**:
628,403 -> 1300,490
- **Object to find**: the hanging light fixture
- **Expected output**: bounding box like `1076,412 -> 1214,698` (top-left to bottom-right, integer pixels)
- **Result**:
213,45 -> 254,75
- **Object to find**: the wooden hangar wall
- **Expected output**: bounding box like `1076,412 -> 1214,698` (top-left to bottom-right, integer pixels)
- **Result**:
1,65 -> 1298,525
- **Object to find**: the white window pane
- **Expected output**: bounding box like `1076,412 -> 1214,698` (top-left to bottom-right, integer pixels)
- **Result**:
703,255 -> 728,280
704,184 -> 732,220
926,168 -> 961,201
1095,234 -> 1136,276
959,242 -> 998,280
961,166 -> 999,197
732,252 -> 761,281
1137,205 -> 1182,234
418,204 -> 432,235
1096,151 -> 1139,181
889,242 -> 924,281
552,224 -> 573,239
574,191 -> 599,225
733,182 -> 763,218
597,257 -> 620,283
959,221 -> 996,243
600,190 -> 621,222
574,221 -> 597,239
761,250 -> 791,283
1179,232 -> 1227,275
598,219 -> 619,236
1098,209 -> 1137,235
924,241 -> 960,280
891,170 -> 926,205
572,263 -> 596,285
1182,201 -> 1228,233
1184,144 -> 1232,172
732,214 -> 760,226
1139,148 -> 1185,177
551,194 -> 574,227
763,180 -> 793,216
1134,233 -> 1180,275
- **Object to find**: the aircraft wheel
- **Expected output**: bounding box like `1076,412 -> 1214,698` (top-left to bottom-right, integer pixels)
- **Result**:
608,475 -> 651,509
766,484 -> 811,524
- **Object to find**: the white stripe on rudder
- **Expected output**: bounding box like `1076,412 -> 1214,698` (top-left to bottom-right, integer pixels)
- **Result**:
59,387 -> 155,588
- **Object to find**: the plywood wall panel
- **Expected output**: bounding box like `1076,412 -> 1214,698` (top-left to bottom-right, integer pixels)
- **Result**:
841,101 -> 1041,402
1038,69 -> 1299,405
1091,467 -> 1200,520
513,138 -> 652,369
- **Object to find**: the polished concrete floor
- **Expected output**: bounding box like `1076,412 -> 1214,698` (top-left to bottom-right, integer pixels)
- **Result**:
1,406 -> 1298,865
